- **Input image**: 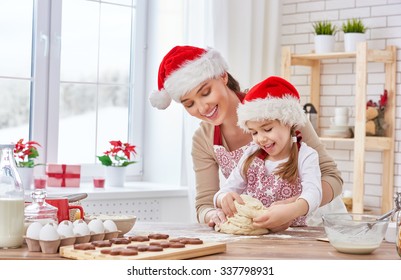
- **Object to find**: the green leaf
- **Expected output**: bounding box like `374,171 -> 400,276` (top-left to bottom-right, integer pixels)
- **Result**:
121,161 -> 137,167
97,155 -> 113,166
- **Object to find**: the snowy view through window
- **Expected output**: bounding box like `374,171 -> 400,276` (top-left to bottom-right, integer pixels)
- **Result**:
0,0 -> 135,165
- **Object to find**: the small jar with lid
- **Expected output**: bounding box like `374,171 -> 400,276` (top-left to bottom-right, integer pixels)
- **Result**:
24,189 -> 58,228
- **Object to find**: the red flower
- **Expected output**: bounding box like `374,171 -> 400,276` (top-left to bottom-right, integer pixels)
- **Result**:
379,90 -> 388,109
13,139 -> 42,168
366,89 -> 388,110
98,140 -> 137,167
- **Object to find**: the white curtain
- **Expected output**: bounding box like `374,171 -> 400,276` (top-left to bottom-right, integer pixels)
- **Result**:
182,0 -> 282,222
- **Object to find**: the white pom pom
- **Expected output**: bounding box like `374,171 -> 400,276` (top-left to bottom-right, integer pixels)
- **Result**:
149,89 -> 172,110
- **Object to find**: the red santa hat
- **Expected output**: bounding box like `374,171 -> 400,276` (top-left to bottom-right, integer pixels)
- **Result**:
237,76 -> 307,132
149,45 -> 228,109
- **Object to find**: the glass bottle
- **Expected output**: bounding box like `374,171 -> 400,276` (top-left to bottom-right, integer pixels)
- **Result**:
24,189 -> 58,226
395,192 -> 401,258
0,144 -> 25,248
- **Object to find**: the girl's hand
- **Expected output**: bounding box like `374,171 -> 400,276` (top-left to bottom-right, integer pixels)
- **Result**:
220,192 -> 244,217
206,208 -> 227,228
266,221 -> 291,233
252,204 -> 296,230
253,199 -> 308,231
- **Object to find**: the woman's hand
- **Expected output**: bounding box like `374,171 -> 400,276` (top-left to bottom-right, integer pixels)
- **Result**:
206,208 -> 227,228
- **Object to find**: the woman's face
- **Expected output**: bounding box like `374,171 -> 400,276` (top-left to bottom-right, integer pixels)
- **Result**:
247,119 -> 292,161
180,73 -> 232,126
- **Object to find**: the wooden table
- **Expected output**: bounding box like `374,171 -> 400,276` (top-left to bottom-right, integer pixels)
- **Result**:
0,222 -> 399,260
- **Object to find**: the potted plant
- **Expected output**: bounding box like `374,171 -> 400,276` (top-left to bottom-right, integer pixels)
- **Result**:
97,140 -> 137,187
342,18 -> 367,52
13,139 -> 42,190
312,20 -> 337,53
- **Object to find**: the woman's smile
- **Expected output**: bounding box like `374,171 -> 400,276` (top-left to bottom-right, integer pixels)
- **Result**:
202,105 -> 218,119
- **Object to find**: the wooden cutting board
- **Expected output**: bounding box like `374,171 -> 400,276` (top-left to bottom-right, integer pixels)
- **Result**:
60,240 -> 226,260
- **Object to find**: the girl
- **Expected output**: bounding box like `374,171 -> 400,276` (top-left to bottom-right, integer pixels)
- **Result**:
214,76 -> 321,228
150,45 -> 344,231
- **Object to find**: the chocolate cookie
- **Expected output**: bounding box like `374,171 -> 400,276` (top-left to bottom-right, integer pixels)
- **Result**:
91,240 -> 112,247
110,237 -> 131,244
129,236 -> 150,242
148,245 -> 163,252
120,249 -> 138,256
73,243 -> 96,250
148,233 -> 169,240
169,242 -> 185,248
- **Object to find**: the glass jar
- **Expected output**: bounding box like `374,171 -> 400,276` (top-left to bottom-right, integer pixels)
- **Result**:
395,192 -> 401,258
397,211 -> 401,257
0,144 -> 25,248
24,189 -> 58,227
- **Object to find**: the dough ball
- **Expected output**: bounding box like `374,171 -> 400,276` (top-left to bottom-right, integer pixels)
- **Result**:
215,194 -> 269,235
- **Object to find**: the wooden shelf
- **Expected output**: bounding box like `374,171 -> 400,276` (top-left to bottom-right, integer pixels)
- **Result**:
281,43 -> 397,214
319,136 -> 393,151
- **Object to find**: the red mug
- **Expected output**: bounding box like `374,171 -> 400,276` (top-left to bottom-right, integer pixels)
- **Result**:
45,197 -> 84,223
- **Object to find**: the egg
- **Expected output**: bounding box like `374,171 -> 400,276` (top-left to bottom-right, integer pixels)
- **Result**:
59,219 -> 73,227
26,222 -> 43,240
57,221 -> 75,238
39,223 -> 60,241
103,220 -> 118,233
73,220 -> 90,236
73,219 -> 85,227
88,219 -> 105,234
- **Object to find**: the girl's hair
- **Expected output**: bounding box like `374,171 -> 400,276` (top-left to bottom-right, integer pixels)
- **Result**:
242,126 -> 299,184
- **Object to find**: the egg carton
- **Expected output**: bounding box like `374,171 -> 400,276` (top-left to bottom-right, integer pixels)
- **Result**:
25,219 -> 120,254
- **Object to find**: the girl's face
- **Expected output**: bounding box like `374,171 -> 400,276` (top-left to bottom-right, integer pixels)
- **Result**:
180,73 -> 233,126
247,119 -> 292,161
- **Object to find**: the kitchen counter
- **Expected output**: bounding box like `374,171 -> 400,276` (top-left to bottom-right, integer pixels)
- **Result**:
1,222 -> 399,260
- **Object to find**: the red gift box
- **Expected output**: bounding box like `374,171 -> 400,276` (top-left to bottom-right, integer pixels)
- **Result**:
46,164 -> 81,187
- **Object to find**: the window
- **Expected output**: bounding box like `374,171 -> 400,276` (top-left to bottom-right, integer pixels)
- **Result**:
0,0 -> 146,180
0,0 -> 33,143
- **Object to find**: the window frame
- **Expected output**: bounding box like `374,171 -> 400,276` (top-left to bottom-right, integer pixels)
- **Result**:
31,0 -> 147,181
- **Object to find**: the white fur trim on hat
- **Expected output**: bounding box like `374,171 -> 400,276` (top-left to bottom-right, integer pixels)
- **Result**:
149,89 -> 172,110
164,48 -> 228,103
237,95 -> 307,132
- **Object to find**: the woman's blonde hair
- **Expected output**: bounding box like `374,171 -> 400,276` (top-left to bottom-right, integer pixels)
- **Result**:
242,126 -> 299,184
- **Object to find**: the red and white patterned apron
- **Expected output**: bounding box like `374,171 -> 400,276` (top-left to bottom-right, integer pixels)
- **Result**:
214,125 -> 306,226
243,149 -> 306,226
213,125 -> 252,179
213,92 -> 250,179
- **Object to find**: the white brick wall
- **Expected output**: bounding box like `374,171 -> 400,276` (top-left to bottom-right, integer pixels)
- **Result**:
281,0 -> 401,212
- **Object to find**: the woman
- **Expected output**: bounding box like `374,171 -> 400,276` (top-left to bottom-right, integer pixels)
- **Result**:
150,45 -> 344,231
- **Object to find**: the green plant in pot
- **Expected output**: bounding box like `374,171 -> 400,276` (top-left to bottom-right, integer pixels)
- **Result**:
312,20 -> 337,53
342,18 -> 367,52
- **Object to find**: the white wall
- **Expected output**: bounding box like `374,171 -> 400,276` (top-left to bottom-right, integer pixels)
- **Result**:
142,0 -> 185,185
281,0 -> 401,212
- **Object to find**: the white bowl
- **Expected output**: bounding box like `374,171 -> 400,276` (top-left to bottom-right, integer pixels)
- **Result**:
84,214 -> 137,236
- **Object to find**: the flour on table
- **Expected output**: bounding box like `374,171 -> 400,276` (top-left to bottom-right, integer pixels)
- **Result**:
215,195 -> 269,235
